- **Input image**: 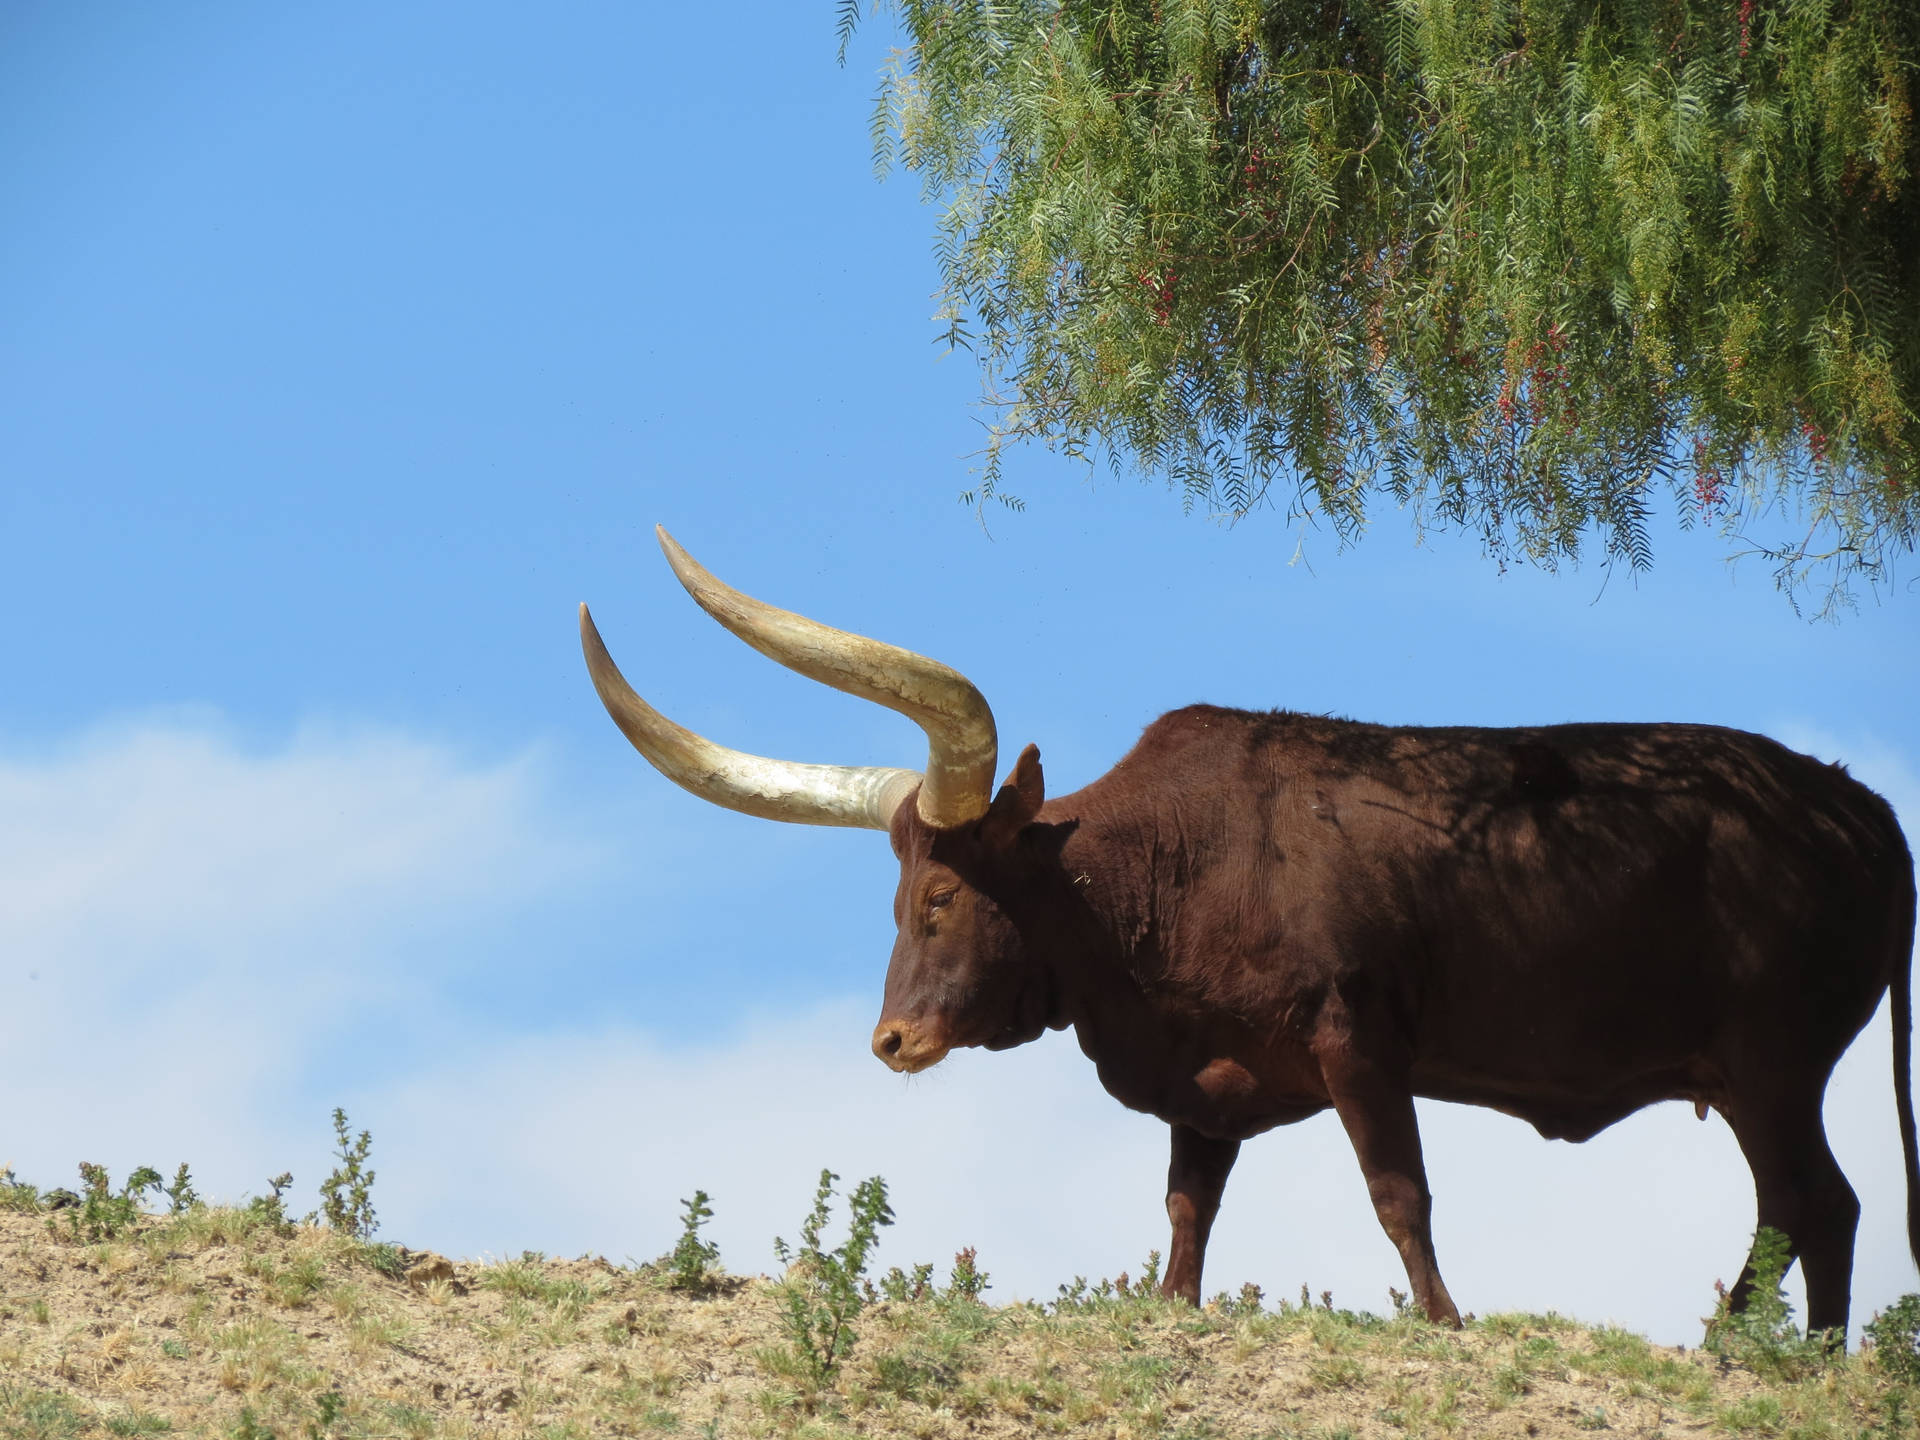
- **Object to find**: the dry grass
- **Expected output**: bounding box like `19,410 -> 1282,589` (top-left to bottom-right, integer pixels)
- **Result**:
0,1207 -> 1914,1439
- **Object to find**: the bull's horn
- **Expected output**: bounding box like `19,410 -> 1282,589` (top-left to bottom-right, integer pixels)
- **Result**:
580,604 -> 921,829
654,527 -> 998,828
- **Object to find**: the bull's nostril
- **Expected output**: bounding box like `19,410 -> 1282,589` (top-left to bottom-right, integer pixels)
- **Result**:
877,1029 -> 903,1058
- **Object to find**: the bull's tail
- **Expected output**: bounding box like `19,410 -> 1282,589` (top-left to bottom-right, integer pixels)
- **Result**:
1895,854 -> 1919,1275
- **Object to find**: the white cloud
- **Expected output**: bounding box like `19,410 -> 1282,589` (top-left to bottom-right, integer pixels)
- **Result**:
1,714 -> 1912,1349
0,715 -> 595,1194
0,714 -> 581,967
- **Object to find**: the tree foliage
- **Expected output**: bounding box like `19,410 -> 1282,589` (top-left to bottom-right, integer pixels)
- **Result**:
844,0 -> 1918,609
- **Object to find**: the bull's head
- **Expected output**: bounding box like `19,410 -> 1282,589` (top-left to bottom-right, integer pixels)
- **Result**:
581,528 -> 1048,1075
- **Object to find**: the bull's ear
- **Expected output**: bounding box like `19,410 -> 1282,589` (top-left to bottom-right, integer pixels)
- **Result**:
980,744 -> 1044,849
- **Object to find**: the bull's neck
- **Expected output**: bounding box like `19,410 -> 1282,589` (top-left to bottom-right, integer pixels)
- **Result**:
1016,790 -> 1168,1027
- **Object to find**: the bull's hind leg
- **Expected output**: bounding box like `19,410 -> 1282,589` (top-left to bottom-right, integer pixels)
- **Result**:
1726,1083 -> 1859,1338
1161,1125 -> 1240,1305
1322,1045 -> 1462,1326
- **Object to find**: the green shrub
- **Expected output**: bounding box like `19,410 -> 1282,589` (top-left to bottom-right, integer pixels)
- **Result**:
772,1169 -> 894,1386
247,1173 -> 296,1234
2,1386 -> 92,1440
163,1164 -> 199,1215
356,1243 -> 408,1279
877,1261 -> 936,1303
947,1247 -> 989,1302
309,1390 -> 345,1438
0,1166 -> 40,1214
1052,1252 -> 1165,1313
317,1108 -> 377,1240
667,1190 -> 721,1292
1703,1227 -> 1832,1380
103,1409 -> 171,1435
1210,1282 -> 1264,1318
59,1163 -> 160,1242
1865,1293 -> 1920,1385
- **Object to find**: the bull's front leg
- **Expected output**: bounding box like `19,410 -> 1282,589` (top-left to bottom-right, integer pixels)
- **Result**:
1319,1038 -> 1461,1326
1161,1124 -> 1240,1305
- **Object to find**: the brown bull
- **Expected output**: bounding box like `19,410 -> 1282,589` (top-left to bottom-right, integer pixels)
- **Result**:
582,529 -> 1918,1336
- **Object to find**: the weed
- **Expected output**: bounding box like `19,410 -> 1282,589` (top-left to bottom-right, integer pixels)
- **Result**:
1308,1355 -> 1368,1390
1098,1353 -> 1174,1406
384,1403 -> 435,1440
1865,1292 -> 1920,1384
1573,1324 -> 1704,1400
1,1387 -> 91,1440
348,1308 -> 415,1359
1212,1282 -> 1264,1317
325,1283 -> 366,1323
477,1295 -> 534,1347
873,1348 -> 956,1403
212,1313 -> 295,1371
480,1256 -> 605,1307
1121,1250 -> 1162,1297
0,1166 -> 41,1214
536,1293 -> 590,1347
307,1391 -> 345,1439
628,1405 -> 679,1431
771,1168 -> 894,1387
354,1241 -> 408,1279
947,1246 -> 989,1302
1052,1251 -> 1167,1313
1716,1393 -> 1785,1431
247,1173 -> 296,1233
877,1262 -> 936,1302
1489,1360 -> 1529,1403
316,1109 -> 377,1240
667,1190 -> 721,1292
1704,1226 -> 1832,1380
104,1411 -> 172,1435
162,1164 -> 199,1215
57,1163 -> 161,1242
270,1253 -> 329,1308
480,1259 -> 541,1305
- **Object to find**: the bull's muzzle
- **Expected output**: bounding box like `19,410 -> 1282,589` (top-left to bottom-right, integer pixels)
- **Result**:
871,1019 -> 950,1074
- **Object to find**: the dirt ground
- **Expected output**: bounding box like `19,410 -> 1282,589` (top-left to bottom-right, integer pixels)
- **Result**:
0,1206 -> 1906,1439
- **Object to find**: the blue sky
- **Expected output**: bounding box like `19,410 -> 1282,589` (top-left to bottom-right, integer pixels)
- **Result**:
2,2 -> 1916,1344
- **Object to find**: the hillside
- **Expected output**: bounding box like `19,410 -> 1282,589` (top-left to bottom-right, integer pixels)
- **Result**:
0,1199 -> 1913,1439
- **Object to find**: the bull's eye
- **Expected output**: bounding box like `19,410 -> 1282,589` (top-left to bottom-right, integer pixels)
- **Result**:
926,889 -> 957,913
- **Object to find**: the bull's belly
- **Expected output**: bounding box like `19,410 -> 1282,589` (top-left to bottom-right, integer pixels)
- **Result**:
1403,965 -> 1727,1140
1085,1028 -> 1724,1145
1131,1060 -> 1722,1144
1074,973 -> 1732,1143
1409,1057 -> 1725,1142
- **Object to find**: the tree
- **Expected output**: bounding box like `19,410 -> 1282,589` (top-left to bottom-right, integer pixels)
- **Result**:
841,0 -> 1918,612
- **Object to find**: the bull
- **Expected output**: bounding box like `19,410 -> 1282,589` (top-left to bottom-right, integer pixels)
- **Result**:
581,528 -> 1917,1336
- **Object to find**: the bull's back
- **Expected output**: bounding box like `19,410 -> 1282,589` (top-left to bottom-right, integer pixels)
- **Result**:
1124,708 -> 1909,1130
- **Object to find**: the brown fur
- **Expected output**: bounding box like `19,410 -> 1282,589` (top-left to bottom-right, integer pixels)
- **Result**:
875,706 -> 1918,1336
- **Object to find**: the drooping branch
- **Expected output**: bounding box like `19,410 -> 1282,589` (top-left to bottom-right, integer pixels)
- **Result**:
849,0 -> 1920,612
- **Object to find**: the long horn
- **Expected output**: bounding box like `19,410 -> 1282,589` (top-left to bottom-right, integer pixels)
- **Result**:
580,604 -> 920,829
654,527 -> 998,828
